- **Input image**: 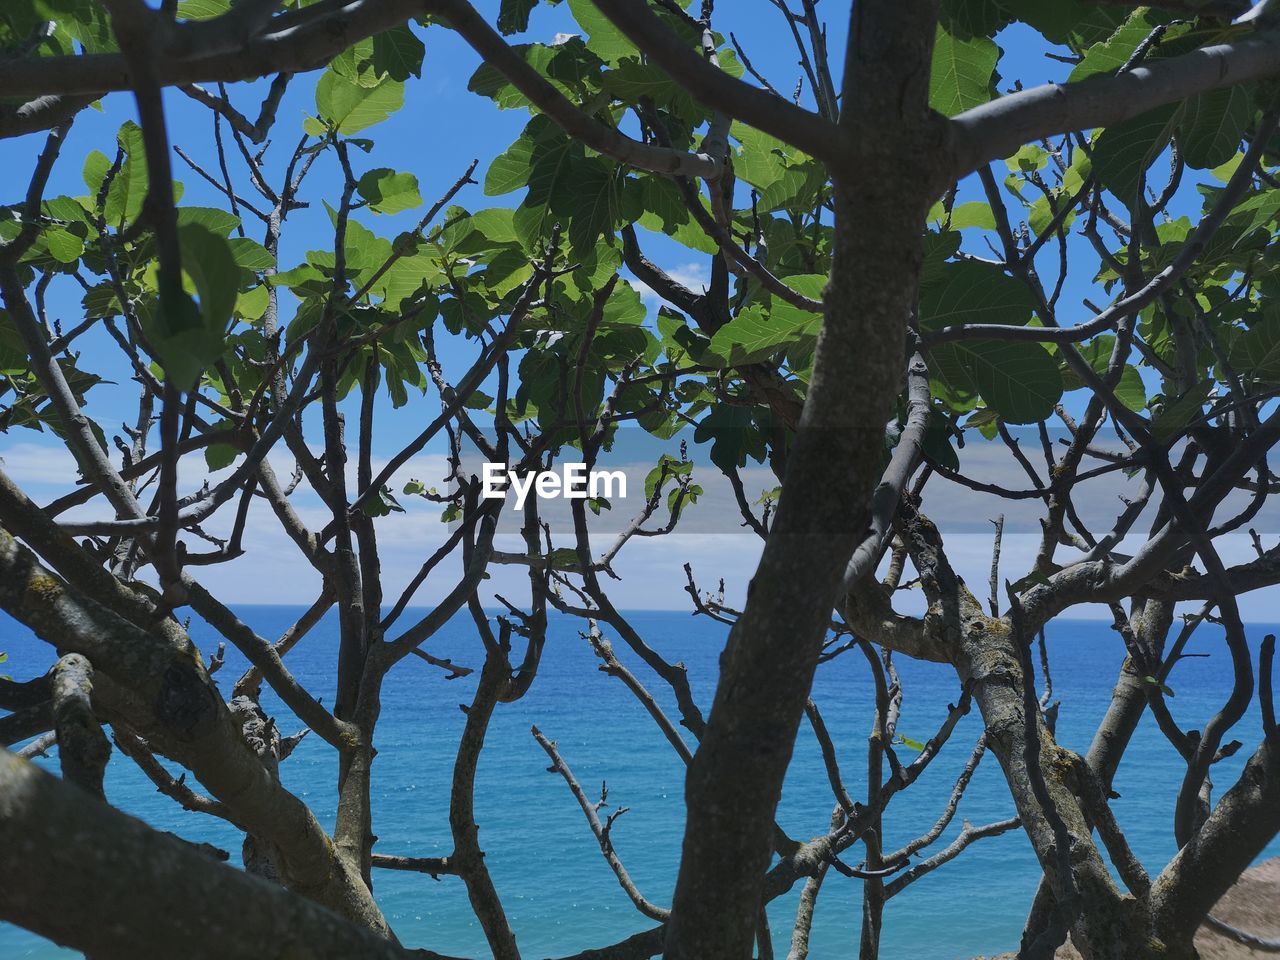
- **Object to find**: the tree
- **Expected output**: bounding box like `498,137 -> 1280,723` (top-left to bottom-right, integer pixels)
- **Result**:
2,1 -> 1280,958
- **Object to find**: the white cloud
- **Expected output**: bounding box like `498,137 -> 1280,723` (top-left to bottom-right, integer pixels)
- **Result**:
0,442 -> 80,487
5,435 -> 1279,621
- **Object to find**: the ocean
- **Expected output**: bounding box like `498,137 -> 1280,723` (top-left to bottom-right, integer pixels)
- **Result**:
2,607 -> 1277,959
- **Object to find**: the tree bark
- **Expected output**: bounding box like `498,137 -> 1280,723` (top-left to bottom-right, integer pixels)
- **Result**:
662,4 -> 948,957
0,527 -> 392,936
0,754 -> 439,960
50,654 -> 110,798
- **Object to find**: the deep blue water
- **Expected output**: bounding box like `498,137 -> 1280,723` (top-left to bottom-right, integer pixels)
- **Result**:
2,608 -> 1277,959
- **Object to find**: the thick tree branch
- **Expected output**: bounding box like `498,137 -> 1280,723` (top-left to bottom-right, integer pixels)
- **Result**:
0,528 -> 390,934
662,4 -> 948,956
950,30 -> 1280,177
1151,733 -> 1280,945
50,654 -> 110,798
0,753 -> 429,960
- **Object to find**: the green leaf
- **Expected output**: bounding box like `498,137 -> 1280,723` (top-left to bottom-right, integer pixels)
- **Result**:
948,201 -> 996,230
357,168 -> 422,214
1211,151 -> 1245,183
644,454 -> 693,498
1093,104 -> 1181,209
999,0 -> 1092,44
1029,191 -> 1076,238
315,70 -> 405,134
499,0 -> 539,33
603,283 -> 646,326
371,26 -> 425,81
180,224 -> 240,333
176,206 -> 240,237
362,486 -> 406,518
634,176 -> 690,234
706,305 -> 813,367
657,307 -> 710,364
567,0 -> 635,62
44,228 -> 84,263
1228,314 -> 1280,385
228,238 -> 275,272
637,182 -> 716,255
922,229 -> 962,284
460,208 -> 520,248
929,25 -> 998,117
561,158 -> 621,254
234,284 -> 269,321
521,119 -> 580,207
924,413 -> 962,469
176,0 -> 228,19
497,116 -> 621,254
1150,381 -> 1212,444
940,0 -> 1010,39
103,121 -> 149,227
377,255 -> 442,308
603,59 -> 701,123
0,310 -> 29,370
757,162 -> 824,214
479,249 -> 534,298
773,275 -> 828,312
546,547 -> 581,570
469,39 -> 604,110
1142,675 -> 1175,697
1216,190 -> 1280,252
82,149 -> 110,197
1066,6 -> 1138,49
705,275 -> 825,367
486,128 -> 541,196
733,124 -> 797,191
142,224 -> 239,389
1063,336 -> 1147,412
1005,144 -> 1048,174
1070,8 -> 1166,82
930,339 -> 1062,424
1180,85 -> 1253,171
1112,366 -> 1147,413
694,405 -> 769,472
205,433 -> 238,471
329,37 -> 381,88
920,261 -> 1036,331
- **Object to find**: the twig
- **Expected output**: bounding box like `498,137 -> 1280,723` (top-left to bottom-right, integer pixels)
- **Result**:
531,725 -> 669,921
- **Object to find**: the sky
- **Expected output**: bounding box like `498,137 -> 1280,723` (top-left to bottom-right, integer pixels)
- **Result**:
1,1 -> 1276,621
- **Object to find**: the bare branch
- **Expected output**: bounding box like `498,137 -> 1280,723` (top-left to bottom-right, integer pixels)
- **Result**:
951,32 -> 1280,177
532,725 -> 670,922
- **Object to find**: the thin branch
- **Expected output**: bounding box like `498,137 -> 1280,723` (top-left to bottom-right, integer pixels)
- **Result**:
882,817 -> 1022,897
531,725 -> 670,922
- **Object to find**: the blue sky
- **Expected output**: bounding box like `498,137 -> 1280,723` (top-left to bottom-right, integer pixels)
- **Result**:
1,2 -> 1273,618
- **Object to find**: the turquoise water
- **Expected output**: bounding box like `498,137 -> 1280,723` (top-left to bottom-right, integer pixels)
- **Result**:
2,608 -> 1277,959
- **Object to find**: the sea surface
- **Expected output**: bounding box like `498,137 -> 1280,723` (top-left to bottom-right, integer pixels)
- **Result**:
2,607 -> 1277,959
